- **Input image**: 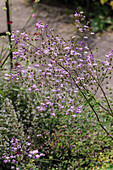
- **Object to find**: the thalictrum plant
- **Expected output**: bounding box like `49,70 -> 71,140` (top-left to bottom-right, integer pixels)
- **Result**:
0,11 -> 113,169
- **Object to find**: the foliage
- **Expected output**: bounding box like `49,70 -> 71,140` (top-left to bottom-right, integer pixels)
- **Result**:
1,10 -> 113,169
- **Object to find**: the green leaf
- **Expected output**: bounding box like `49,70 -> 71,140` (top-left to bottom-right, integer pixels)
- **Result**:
12,88 -> 20,92
0,90 -> 4,96
105,17 -> 112,24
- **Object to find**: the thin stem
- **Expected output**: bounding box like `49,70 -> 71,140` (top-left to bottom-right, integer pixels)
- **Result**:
80,82 -> 110,113
94,65 -> 109,96
0,52 -> 11,68
88,71 -> 113,116
75,82 -> 113,139
6,0 -> 13,69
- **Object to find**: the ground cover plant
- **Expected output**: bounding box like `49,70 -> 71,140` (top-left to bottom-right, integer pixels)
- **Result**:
1,8 -> 113,170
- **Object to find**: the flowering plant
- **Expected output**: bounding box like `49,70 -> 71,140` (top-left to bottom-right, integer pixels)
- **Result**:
1,11 -> 113,169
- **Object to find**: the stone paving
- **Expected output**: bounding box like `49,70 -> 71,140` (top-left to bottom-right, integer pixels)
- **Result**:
0,0 -> 113,55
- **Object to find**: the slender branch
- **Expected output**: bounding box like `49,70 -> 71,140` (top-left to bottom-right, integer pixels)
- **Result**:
94,65 -> 109,96
0,52 -> 11,68
88,71 -> 113,116
6,0 -> 13,69
80,82 -> 110,113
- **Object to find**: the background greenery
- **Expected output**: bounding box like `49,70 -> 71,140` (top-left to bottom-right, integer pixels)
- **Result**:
29,0 -> 113,32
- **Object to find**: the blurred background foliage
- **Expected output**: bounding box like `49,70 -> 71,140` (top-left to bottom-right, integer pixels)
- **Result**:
29,0 -> 113,33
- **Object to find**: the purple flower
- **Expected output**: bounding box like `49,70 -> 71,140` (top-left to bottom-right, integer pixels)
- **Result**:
29,150 -> 39,155
12,159 -> 16,163
3,160 -> 8,163
28,154 -> 32,158
34,64 -> 39,68
51,113 -> 56,116
35,154 -> 40,159
76,106 -> 82,113
40,153 -> 45,157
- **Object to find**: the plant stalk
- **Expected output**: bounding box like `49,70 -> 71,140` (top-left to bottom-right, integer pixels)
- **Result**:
6,0 -> 13,69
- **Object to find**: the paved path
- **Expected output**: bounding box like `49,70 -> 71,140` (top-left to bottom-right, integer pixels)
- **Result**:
0,0 -> 113,54
0,0 -> 75,46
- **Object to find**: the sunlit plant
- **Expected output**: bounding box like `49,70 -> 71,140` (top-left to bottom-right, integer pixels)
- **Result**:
1,10 -> 113,169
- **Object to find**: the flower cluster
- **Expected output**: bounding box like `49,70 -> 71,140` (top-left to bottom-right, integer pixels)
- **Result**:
2,137 -> 27,168
2,136 -> 45,169
28,150 -> 45,159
